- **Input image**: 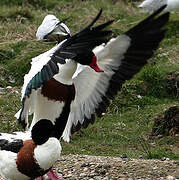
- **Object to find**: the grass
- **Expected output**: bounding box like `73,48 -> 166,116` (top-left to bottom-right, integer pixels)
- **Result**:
0,0 -> 178,160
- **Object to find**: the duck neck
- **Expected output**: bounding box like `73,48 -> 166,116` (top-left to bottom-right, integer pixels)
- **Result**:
54,60 -> 77,85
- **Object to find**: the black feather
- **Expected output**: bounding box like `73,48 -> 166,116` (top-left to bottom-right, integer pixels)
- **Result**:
0,139 -> 23,153
72,6 -> 170,134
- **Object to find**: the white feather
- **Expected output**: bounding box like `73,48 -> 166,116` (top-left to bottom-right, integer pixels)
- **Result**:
139,0 -> 179,12
36,14 -> 70,40
29,91 -> 65,130
0,151 -> 29,180
34,137 -> 61,170
0,131 -> 31,142
62,35 -> 131,142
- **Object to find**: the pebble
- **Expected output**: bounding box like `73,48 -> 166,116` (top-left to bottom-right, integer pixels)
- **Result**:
80,172 -> 86,177
97,164 -> 103,168
69,178 -> 76,180
83,167 -> 88,172
103,164 -> 111,169
65,173 -> 73,178
162,157 -> 170,161
81,162 -> 90,167
99,169 -> 106,175
120,154 -> 128,159
166,175 -> 175,180
0,87 -> 6,94
118,174 -> 127,178
88,174 -> 96,178
95,176 -> 103,180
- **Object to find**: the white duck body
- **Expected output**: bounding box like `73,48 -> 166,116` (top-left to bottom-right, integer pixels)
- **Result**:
15,39 -> 77,130
139,0 -> 179,12
29,60 -> 77,130
0,150 -> 29,180
34,137 -> 61,170
0,120 -> 62,180
16,10 -> 113,138
0,138 -> 61,180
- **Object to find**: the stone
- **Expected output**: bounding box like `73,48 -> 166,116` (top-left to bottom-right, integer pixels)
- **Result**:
120,154 -> 128,159
83,167 -> 88,172
166,175 -> 175,180
81,163 -> 90,167
103,164 -> 111,169
80,172 -> 86,177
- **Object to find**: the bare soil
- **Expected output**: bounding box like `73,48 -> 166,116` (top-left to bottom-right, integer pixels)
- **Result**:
54,154 -> 179,180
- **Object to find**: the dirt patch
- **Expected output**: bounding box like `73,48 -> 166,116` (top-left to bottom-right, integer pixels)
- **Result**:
167,71 -> 179,97
151,106 -> 179,137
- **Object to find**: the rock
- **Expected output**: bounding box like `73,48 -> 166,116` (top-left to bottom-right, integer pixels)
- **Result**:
6,86 -> 12,89
162,157 -> 167,161
69,178 -> 77,180
96,164 -> 103,168
138,155 -> 143,159
8,76 -> 15,84
79,172 -> 86,177
0,87 -> 5,95
99,169 -> 106,175
137,95 -> 142,99
83,167 -> 88,172
94,176 -> 103,180
161,157 -> 170,161
118,174 -> 127,178
174,161 -> 179,165
103,177 -> 109,180
88,173 -> 96,178
65,173 -> 73,178
166,175 -> 175,180
81,162 -> 90,167
120,154 -> 128,159
103,164 -> 111,169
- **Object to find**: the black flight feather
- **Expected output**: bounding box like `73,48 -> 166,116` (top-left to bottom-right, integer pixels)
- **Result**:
71,5 -> 170,134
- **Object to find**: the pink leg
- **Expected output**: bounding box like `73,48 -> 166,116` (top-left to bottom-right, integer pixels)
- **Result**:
35,177 -> 43,180
47,168 -> 64,180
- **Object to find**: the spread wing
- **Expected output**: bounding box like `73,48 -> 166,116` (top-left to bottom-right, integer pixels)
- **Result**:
17,9 -> 113,128
62,6 -> 170,142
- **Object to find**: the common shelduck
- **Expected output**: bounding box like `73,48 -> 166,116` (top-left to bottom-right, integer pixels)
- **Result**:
16,6 -> 169,143
15,9 -> 113,137
36,14 -> 71,42
0,119 -> 63,180
139,0 -> 179,12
